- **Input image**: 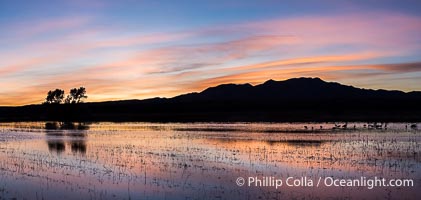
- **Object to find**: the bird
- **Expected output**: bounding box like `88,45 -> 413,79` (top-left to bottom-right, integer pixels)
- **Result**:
342,123 -> 348,129
332,123 -> 340,130
375,123 -> 383,129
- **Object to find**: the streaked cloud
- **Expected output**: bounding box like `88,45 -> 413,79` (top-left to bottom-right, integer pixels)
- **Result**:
1,2 -> 421,105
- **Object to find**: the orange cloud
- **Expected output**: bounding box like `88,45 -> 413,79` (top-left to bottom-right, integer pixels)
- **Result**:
224,52 -> 386,72
2,60 -> 420,106
189,62 -> 421,93
1,12 -> 421,105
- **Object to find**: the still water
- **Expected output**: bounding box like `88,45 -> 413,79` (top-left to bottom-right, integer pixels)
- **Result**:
0,122 -> 420,199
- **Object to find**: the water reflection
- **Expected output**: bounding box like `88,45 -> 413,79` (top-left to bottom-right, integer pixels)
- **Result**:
45,122 -> 88,155
45,122 -> 90,130
47,140 -> 65,154
47,140 -> 87,155
0,122 -> 419,199
70,140 -> 86,154
266,139 -> 325,147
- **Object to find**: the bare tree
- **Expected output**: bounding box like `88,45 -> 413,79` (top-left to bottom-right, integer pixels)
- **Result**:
45,89 -> 65,104
65,87 -> 88,104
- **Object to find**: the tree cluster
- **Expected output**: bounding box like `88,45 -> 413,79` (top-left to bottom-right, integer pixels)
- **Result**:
45,87 -> 87,104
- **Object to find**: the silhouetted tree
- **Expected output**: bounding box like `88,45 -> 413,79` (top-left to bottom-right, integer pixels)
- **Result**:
65,87 -> 88,104
45,89 -> 65,104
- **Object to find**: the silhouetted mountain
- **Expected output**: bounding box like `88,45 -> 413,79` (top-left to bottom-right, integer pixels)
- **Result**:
1,77 -> 420,122
173,77 -> 418,101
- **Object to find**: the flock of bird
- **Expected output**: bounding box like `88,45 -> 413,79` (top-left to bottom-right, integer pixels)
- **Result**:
303,122 -> 418,131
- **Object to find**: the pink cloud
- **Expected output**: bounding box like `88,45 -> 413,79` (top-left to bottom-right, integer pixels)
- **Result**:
1,11 -> 421,105
243,12 -> 421,51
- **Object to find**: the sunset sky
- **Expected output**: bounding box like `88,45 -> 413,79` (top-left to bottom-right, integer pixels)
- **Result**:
1,0 -> 421,105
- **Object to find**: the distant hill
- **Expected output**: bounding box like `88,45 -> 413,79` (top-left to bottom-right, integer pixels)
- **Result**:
173,77 -> 420,101
1,77 -> 420,122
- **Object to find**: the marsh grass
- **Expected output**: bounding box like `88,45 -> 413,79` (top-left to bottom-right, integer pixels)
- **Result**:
0,122 -> 419,199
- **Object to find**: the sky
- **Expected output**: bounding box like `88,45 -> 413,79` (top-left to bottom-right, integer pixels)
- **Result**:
1,0 -> 421,105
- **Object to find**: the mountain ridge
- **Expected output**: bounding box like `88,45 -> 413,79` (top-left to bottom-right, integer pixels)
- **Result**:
1,77 -> 420,122
170,77 -> 419,102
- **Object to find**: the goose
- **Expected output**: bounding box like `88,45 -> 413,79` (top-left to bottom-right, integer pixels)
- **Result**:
342,123 -> 348,129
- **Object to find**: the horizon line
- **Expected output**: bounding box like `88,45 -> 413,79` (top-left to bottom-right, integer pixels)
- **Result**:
2,76 -> 420,107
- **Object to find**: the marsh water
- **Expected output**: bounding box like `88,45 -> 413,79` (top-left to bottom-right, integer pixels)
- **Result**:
0,122 -> 420,199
